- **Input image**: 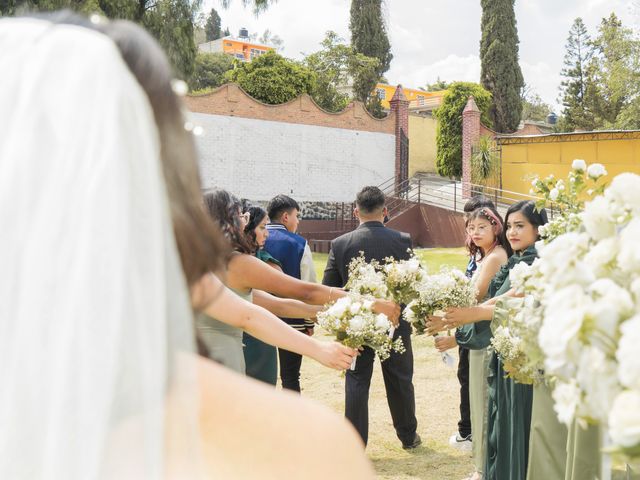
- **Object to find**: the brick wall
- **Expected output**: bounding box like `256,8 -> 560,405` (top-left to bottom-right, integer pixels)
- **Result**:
185,84 -> 396,135
186,84 -> 407,203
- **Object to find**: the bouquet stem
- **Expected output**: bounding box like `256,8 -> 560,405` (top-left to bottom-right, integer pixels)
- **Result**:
350,355 -> 357,371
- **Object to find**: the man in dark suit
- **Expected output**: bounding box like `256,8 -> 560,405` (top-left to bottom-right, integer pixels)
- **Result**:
322,186 -> 421,450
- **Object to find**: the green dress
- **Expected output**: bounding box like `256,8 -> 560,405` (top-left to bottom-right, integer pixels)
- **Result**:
526,381 -> 568,480
564,421 -> 600,480
197,288 -> 253,374
479,247 -> 538,480
243,249 -> 282,385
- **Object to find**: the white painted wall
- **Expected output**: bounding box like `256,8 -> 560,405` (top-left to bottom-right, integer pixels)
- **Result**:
192,113 -> 396,202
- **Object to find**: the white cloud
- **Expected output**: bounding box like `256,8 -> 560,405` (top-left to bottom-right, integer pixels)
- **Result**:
386,54 -> 480,90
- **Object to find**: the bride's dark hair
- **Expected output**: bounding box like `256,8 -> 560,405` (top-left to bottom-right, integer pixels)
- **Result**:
44,11 -> 228,287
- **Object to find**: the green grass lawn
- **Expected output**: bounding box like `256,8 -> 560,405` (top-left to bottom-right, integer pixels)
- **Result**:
313,247 -> 468,281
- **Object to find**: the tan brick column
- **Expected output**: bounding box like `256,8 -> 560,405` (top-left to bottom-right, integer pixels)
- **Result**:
462,96 -> 480,199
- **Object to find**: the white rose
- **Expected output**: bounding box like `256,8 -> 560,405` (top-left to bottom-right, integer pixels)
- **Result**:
582,195 -> 616,241
588,278 -> 634,336
539,285 -> 589,374
531,178 -> 539,187
549,188 -> 559,201
552,380 -> 581,425
572,159 -> 587,171
606,173 -> 640,214
587,163 -> 607,180
349,315 -> 366,332
608,390 -> 640,448
349,302 -> 362,315
583,237 -> 618,276
362,300 -> 374,311
576,346 -> 621,422
406,259 -> 421,274
617,219 -> 640,274
556,179 -> 566,191
616,315 -> 640,390
327,296 -> 351,317
375,313 -> 390,330
630,278 -> 640,307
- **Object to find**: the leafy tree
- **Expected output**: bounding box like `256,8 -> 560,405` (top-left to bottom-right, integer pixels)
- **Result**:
189,52 -> 234,91
434,82 -> 492,179
349,0 -> 392,104
304,31 -> 379,113
521,85 -> 552,122
204,7 -> 222,41
480,0 -> 524,133
557,17 -> 596,131
423,78 -> 450,92
225,50 -> 316,104
585,13 -> 640,128
222,27 -> 230,36
1,0 -> 200,78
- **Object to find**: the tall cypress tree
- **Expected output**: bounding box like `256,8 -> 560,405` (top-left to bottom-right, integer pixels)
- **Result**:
350,0 -> 392,103
480,0 -> 524,133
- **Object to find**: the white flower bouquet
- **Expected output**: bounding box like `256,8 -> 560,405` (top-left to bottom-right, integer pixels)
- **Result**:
525,172 -> 640,460
382,255 -> 426,305
344,254 -> 388,299
403,268 -> 477,335
317,295 -> 406,367
490,294 -> 544,385
491,161 -> 609,386
529,159 -> 607,243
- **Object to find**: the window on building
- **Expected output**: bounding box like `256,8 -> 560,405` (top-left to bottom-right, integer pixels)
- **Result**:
376,88 -> 386,100
417,95 -> 425,106
225,42 -> 233,47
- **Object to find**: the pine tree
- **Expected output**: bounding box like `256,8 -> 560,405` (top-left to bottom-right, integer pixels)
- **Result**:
558,18 -> 596,131
349,0 -> 392,103
205,7 -> 222,41
479,0 -> 524,133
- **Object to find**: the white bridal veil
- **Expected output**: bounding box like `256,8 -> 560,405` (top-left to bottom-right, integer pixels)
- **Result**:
0,18 -> 204,478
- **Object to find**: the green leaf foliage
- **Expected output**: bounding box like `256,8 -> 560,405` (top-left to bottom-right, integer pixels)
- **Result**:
304,31 -> 379,113
225,50 -> 316,104
434,82 -> 492,179
189,52 -> 234,91
480,0 -> 524,133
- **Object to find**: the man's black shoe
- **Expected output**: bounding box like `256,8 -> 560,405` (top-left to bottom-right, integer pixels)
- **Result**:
402,433 -> 422,450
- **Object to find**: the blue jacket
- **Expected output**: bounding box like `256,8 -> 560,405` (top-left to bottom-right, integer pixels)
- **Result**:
264,224 -> 306,279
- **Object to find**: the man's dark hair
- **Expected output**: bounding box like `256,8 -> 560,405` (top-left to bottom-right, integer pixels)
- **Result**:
267,194 -> 300,221
463,195 -> 495,213
356,186 -> 386,214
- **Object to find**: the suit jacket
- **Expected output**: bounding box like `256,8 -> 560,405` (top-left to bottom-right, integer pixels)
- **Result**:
322,221 -> 412,288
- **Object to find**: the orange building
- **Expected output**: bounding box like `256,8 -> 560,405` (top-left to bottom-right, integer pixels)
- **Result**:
374,83 -> 446,110
198,28 -> 274,61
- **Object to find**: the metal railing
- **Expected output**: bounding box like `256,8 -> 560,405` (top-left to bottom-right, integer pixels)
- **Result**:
378,175 -> 542,219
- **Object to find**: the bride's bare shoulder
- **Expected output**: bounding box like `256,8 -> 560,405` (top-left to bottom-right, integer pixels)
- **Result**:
196,357 -> 374,480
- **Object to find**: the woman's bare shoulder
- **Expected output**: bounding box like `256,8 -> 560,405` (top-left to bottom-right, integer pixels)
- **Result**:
196,357 -> 374,480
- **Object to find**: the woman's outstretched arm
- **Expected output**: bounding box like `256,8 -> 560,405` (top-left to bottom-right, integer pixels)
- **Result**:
195,274 -> 355,371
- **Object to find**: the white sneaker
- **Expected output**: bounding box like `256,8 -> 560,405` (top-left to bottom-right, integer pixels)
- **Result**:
449,432 -> 472,452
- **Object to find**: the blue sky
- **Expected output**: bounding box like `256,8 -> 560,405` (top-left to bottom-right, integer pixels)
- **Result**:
205,0 -> 638,113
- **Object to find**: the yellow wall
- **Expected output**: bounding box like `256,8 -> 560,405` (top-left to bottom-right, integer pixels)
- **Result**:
408,114 -> 438,175
501,133 -> 640,194
375,83 -> 446,109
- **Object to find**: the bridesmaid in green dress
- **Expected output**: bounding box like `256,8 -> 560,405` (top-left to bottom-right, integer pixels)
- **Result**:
242,205 -> 284,385
441,201 -> 548,480
431,206 -> 510,480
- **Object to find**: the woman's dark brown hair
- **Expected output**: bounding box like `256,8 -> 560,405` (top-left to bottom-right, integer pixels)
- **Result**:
243,205 -> 268,252
204,190 -> 255,255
